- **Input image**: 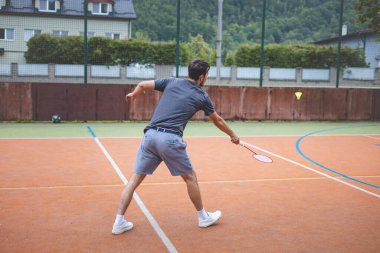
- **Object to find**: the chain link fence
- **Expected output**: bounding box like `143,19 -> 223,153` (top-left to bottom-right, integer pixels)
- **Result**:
0,0 -> 379,87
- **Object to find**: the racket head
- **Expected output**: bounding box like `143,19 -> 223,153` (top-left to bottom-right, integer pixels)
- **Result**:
252,154 -> 273,163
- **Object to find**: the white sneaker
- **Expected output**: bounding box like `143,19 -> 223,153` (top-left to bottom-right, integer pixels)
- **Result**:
112,220 -> 134,235
198,210 -> 222,228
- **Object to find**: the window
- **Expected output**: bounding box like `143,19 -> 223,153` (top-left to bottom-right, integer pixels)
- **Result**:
40,0 -> 56,12
92,3 -> 109,15
52,30 -> 68,36
24,29 -> 42,41
79,32 -> 95,38
0,28 -> 15,40
1,0 -> 11,9
105,33 -> 120,40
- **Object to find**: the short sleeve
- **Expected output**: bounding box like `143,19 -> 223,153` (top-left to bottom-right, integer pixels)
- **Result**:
154,78 -> 173,92
203,93 -> 215,116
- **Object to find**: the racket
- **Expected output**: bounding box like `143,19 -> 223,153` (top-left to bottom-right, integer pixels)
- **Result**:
239,140 -> 273,163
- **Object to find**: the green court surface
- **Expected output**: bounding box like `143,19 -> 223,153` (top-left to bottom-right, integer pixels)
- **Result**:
1,121 -> 379,138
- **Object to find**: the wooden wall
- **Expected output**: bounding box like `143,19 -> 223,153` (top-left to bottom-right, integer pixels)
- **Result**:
1,83 -> 379,121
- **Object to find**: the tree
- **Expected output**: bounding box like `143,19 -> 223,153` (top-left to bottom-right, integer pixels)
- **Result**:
355,0 -> 380,33
184,34 -> 216,65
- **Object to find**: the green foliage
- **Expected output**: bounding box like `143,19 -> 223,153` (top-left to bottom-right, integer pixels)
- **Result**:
184,34 -> 216,65
88,37 -> 114,65
26,34 -> 189,65
355,0 -> 380,33
25,34 -> 84,64
132,0 -> 367,57
232,44 -> 366,68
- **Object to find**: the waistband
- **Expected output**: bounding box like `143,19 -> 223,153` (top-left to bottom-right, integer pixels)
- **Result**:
151,126 -> 183,137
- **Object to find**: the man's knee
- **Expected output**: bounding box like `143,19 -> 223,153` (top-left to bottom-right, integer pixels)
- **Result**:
181,170 -> 197,183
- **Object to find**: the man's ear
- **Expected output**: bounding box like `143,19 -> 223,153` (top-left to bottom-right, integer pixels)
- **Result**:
199,74 -> 205,83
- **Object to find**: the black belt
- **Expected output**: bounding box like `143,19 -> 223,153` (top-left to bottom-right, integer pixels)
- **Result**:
151,126 -> 183,137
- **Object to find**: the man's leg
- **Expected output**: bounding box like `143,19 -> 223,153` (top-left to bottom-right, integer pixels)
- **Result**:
181,170 -> 203,211
112,173 -> 146,235
181,170 -> 222,228
118,173 -> 146,215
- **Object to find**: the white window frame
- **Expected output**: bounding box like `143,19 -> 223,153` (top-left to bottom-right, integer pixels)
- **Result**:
79,32 -> 95,38
0,28 -> 15,41
92,2 -> 110,15
105,32 -> 120,40
52,30 -> 68,37
39,0 -> 57,12
24,29 -> 42,42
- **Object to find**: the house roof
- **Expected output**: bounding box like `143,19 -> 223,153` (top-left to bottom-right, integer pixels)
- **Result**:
0,0 -> 136,20
314,29 -> 377,44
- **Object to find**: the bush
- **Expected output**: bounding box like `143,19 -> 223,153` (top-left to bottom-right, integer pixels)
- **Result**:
231,43 -> 367,68
26,34 -> 84,64
26,34 -> 190,65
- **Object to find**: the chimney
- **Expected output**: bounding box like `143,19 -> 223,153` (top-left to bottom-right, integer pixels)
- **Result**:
342,25 -> 347,36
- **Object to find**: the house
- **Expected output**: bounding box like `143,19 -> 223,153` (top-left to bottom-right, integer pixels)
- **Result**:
315,29 -> 380,68
0,0 -> 136,64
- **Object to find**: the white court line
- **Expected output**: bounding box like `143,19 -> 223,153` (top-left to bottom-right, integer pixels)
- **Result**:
242,142 -> 380,199
1,175 -> 380,191
363,135 -> 380,140
1,133 -> 380,140
91,136 -> 178,253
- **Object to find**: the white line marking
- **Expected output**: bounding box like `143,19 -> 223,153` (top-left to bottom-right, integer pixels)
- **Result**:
242,142 -> 380,199
91,137 -> 178,253
2,175 -> 379,190
1,134 -> 380,140
363,135 -> 380,140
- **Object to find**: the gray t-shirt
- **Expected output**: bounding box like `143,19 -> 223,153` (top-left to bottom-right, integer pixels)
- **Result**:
145,78 -> 215,134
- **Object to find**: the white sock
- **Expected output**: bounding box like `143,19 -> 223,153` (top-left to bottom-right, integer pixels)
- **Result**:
115,214 -> 124,224
197,208 -> 209,220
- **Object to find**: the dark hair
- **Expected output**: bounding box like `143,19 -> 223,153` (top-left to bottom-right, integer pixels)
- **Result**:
188,59 -> 210,80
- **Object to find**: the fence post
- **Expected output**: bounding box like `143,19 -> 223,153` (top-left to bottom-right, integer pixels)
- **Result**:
11,63 -> 17,78
48,63 -> 55,80
335,0 -> 344,88
259,0 -> 267,88
83,0 -> 88,84
375,68 -> 380,85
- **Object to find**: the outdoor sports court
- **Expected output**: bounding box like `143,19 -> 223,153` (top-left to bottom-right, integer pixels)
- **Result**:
1,121 -> 379,253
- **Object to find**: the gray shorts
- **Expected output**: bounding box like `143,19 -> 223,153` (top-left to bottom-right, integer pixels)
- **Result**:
134,129 -> 193,176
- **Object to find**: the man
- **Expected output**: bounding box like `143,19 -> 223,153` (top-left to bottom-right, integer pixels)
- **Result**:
112,59 -> 240,235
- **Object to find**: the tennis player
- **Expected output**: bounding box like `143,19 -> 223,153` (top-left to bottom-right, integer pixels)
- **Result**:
112,59 -> 240,235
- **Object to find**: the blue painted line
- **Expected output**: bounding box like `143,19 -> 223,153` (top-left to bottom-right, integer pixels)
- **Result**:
87,126 -> 97,138
296,124 -> 380,190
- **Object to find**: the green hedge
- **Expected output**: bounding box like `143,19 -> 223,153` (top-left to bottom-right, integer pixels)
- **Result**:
232,44 -> 366,68
25,34 -> 367,68
25,34 -> 190,65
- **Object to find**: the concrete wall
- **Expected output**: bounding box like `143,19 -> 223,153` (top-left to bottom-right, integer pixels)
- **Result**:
1,82 -> 379,121
1,64 -> 379,87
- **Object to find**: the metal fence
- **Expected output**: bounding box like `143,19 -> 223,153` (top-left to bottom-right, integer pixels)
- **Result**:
0,0 -> 379,87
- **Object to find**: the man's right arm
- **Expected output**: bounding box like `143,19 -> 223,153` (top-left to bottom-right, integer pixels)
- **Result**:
208,112 -> 240,144
125,80 -> 155,102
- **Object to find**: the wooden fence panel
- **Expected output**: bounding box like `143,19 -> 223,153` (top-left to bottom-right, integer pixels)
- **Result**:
33,84 -> 67,120
96,85 -> 128,120
347,89 -> 373,120
296,88 -> 324,120
0,83 -> 32,120
1,83 -> 379,121
322,89 -> 348,120
240,87 -> 268,120
268,88 -> 295,120
373,89 -> 380,120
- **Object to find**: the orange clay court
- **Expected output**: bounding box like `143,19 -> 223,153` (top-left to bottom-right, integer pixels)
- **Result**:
0,122 -> 379,253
